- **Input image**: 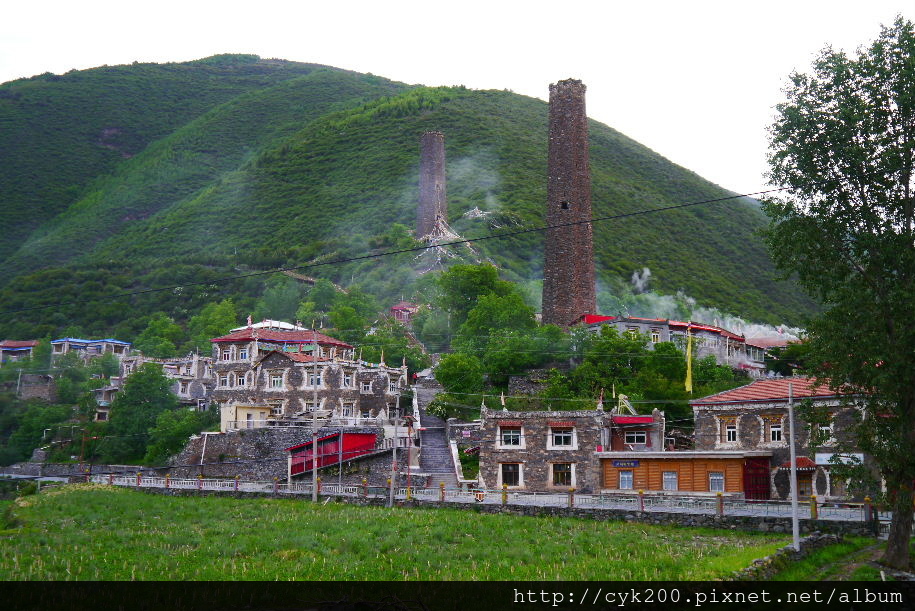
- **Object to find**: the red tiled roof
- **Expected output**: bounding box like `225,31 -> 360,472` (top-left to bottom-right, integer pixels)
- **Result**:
745,337 -> 794,349
691,377 -> 849,406
211,329 -> 352,348
391,301 -> 417,310
779,456 -> 817,470
1,340 -> 40,348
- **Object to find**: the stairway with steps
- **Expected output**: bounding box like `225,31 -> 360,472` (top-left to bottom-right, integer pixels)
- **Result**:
418,400 -> 460,490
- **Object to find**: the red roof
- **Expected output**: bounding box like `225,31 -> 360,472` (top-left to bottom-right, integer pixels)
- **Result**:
611,416 -> 655,424
391,301 -> 418,311
211,329 -> 352,349
0,340 -> 39,348
581,314 -> 615,324
691,377 -> 849,406
584,316 -> 745,342
745,337 -> 793,349
779,456 -> 817,470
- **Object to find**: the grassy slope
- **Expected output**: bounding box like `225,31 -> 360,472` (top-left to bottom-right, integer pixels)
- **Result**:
0,54 -> 334,263
0,486 -> 789,580
0,60 -> 816,339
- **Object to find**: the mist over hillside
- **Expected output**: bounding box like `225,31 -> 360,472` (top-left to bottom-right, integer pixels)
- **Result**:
0,55 -> 816,340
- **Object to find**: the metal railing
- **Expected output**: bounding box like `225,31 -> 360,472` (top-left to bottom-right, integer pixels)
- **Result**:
86,474 -> 885,523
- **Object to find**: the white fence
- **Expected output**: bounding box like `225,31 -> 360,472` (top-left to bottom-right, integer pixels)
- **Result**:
87,474 -> 879,522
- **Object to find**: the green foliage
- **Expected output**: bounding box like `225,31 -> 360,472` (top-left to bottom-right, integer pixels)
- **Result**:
435,354 -> 484,394
360,319 -> 429,373
764,342 -> 809,376
438,264 -> 514,329
763,16 -> 915,569
0,397 -> 72,465
102,363 -> 179,463
308,279 -> 338,313
133,312 -> 184,358
143,408 -> 219,465
185,299 -> 238,353
252,276 -> 304,323
0,487 -> 790,580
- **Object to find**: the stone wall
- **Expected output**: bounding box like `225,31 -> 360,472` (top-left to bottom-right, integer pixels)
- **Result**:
127,486 -> 876,537
730,532 -> 841,580
445,418 -> 483,444
541,79 -> 596,327
417,131 -> 447,237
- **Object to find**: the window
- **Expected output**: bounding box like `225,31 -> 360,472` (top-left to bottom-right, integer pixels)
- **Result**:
389,380 -> 398,393
709,472 -> 725,492
220,376 -> 229,388
501,463 -> 521,487
246,413 -> 254,429
663,471 -> 678,491
624,431 -> 647,445
361,381 -> 372,393
552,463 -> 573,487
268,402 -> 283,416
236,375 -> 245,388
560,201 -> 569,210
180,382 -> 188,394
361,409 -> 372,419
96,411 -> 108,422
270,374 -> 283,389
650,328 -> 661,343
222,351 -> 230,361
309,373 -> 322,386
343,373 -> 353,388
770,424 -> 783,442
239,348 -> 248,360
499,426 -> 522,447
342,403 -> 355,417
619,470 -> 634,490
818,422 -> 832,442
551,427 -> 573,447
726,424 -> 737,443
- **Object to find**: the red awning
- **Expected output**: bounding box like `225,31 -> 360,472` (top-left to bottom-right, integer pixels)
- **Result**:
611,416 -> 654,424
779,456 -> 817,470
548,421 -> 576,427
498,420 -> 522,426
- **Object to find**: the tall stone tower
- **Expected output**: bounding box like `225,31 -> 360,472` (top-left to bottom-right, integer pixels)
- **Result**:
541,79 -> 596,327
417,131 -> 447,238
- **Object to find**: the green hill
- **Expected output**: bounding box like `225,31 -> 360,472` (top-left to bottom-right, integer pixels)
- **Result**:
0,55 -> 815,340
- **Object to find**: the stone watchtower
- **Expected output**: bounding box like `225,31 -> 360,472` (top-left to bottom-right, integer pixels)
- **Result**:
541,79 -> 596,327
417,131 -> 447,238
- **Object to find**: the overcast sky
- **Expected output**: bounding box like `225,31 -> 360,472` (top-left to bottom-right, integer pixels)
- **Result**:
3,1 -> 913,194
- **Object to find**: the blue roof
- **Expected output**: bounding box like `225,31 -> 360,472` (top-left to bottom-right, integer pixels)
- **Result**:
51,338 -> 132,345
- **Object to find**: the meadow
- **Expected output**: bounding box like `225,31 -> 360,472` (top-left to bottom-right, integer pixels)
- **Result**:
0,485 -> 792,581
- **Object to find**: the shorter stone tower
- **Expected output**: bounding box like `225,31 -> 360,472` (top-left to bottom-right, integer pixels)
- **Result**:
417,131 -> 447,238
541,79 -> 596,327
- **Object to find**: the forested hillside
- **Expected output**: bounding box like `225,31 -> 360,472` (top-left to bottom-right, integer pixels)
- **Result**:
0,55 -> 815,341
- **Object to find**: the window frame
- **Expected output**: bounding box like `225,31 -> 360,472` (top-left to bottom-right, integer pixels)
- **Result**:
551,462 -> 574,487
547,426 -> 577,450
624,430 -> 647,445
499,463 -> 523,488
618,470 -> 634,490
662,471 -> 678,491
497,425 -> 524,449
709,471 -> 725,492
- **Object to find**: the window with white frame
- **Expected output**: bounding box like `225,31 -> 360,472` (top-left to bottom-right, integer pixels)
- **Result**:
726,424 -> 737,442
268,401 -> 283,416
304,401 -> 318,412
663,471 -> 678,491
239,348 -> 248,360
219,376 -> 229,387
770,423 -> 783,442
619,470 -> 634,490
552,463 -> 573,487
361,408 -> 372,419
361,381 -> 372,393
309,372 -> 322,386
650,328 -> 661,343
342,403 -> 355,417
624,430 -> 647,445
270,373 -> 283,389
388,380 -> 397,392
548,426 -> 576,449
499,425 -> 522,448
222,350 -> 230,361
500,463 -> 522,487
343,373 -> 353,388
709,471 -> 725,492
180,382 -> 188,394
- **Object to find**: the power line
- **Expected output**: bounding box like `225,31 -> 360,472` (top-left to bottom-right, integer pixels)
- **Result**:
0,185 -> 790,317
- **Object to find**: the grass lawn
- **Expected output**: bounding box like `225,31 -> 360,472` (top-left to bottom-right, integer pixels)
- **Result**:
0,485 -> 791,581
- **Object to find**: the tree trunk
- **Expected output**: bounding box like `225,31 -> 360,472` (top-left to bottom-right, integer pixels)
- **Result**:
882,479 -> 913,570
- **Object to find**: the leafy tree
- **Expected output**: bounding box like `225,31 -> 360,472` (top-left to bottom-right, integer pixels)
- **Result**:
433,354 -> 484,395
764,342 -> 809,376
360,319 -> 429,374
309,279 -> 338,313
134,313 -> 184,358
437,264 -> 513,328
88,352 -> 120,379
1,399 -> 72,465
102,363 -> 179,463
764,17 -> 915,569
185,299 -> 237,353
143,408 -> 218,465
295,301 -> 319,328
27,338 -> 52,372
252,276 -> 304,323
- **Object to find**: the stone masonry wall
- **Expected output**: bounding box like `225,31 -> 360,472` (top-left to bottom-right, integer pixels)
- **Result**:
541,79 -> 596,327
417,131 -> 447,237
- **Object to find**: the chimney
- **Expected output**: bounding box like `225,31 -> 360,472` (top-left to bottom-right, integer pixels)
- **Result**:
541,79 -> 596,327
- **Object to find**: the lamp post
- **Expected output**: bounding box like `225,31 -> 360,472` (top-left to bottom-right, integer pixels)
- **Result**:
788,382 -> 800,552
311,339 -> 319,503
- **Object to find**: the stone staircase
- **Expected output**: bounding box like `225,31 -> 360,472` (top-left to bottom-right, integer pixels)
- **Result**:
418,400 -> 459,490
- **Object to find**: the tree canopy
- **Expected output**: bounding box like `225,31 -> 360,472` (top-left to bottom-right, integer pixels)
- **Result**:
764,16 -> 915,569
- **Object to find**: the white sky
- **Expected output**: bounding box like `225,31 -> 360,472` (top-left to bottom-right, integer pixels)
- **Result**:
2,0 -> 913,193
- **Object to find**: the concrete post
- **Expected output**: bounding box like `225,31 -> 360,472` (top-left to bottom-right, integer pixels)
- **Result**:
363,477 -> 368,498
440,481 -> 446,502
165,473 -> 170,489
638,489 -> 645,512
234,475 -> 240,492
502,484 -> 508,505
716,492 -> 724,516
197,474 -> 203,490
568,487 -> 576,508
810,495 -> 818,520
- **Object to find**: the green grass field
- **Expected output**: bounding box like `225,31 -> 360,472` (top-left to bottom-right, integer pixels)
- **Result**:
0,485 -> 793,581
